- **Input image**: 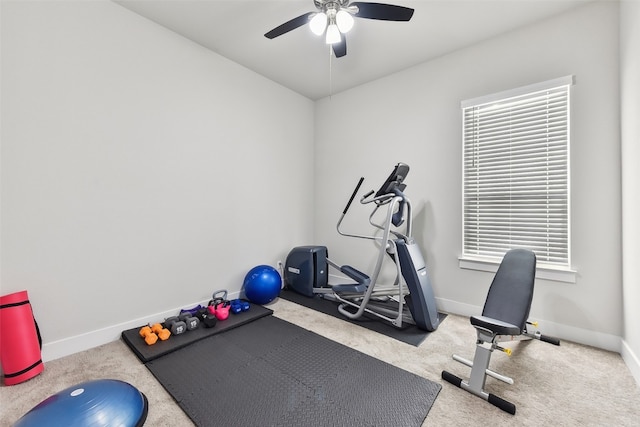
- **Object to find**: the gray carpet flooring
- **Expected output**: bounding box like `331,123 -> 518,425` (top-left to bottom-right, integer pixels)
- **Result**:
2,298 -> 640,426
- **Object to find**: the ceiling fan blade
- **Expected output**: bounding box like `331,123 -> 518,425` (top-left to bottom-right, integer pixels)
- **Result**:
264,12 -> 314,39
332,36 -> 347,58
351,2 -> 414,21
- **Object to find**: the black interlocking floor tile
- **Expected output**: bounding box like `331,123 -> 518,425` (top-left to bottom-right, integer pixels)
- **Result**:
147,315 -> 441,427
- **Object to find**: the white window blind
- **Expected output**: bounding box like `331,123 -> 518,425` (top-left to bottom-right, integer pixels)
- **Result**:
462,76 -> 573,268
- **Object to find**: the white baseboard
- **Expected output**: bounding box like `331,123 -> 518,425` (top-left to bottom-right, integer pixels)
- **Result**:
621,340 -> 640,387
41,293 -> 241,362
435,297 -> 481,318
435,297 -> 622,353
41,291 -> 634,386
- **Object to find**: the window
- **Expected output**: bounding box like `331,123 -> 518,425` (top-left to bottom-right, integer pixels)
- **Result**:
460,76 -> 575,282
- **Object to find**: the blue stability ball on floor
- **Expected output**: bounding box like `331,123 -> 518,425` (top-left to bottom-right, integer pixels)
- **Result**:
14,379 -> 148,427
243,265 -> 282,305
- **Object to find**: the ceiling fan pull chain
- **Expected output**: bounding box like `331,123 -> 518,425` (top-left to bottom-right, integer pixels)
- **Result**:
329,44 -> 333,98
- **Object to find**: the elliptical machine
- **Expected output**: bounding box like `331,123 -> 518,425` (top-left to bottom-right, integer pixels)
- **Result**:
284,163 -> 439,332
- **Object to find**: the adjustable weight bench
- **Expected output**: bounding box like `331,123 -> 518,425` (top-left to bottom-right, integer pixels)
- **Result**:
441,249 -> 560,414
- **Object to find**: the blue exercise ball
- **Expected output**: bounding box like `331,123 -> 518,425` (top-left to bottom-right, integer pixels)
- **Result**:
243,265 -> 282,305
13,379 -> 148,427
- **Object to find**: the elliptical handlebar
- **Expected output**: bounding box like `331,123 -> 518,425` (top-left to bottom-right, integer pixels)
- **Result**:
343,177 -> 365,215
337,177 -> 370,239
336,163 -> 412,239
360,188 -> 403,205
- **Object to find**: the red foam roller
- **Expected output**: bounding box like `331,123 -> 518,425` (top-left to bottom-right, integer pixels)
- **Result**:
0,290 -> 44,385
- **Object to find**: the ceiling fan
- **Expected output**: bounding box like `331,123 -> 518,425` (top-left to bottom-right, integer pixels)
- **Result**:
264,0 -> 414,58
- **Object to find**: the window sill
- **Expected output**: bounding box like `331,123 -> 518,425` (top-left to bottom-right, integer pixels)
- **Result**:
458,256 -> 577,284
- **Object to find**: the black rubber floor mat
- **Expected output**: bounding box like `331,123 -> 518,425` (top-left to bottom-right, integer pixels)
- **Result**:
280,289 -> 446,347
121,303 -> 273,363
146,316 -> 441,427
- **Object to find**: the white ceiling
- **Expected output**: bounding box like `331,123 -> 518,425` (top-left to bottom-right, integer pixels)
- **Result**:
114,0 -> 591,100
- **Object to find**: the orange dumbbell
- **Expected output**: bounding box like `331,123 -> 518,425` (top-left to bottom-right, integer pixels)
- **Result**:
151,323 -> 171,341
139,326 -> 158,345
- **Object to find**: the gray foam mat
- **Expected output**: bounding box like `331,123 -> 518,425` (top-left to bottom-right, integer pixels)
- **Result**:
146,315 -> 441,427
121,303 -> 273,363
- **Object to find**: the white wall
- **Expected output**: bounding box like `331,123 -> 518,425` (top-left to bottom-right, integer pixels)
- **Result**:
1,0 -> 314,360
620,0 -> 640,384
315,1 -> 622,350
1,0 -> 633,369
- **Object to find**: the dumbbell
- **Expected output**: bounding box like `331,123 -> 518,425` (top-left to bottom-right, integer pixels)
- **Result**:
179,304 -> 204,317
178,312 -> 200,331
230,299 -> 250,315
196,307 -> 217,328
151,323 -> 171,341
139,326 -> 158,346
164,316 -> 187,335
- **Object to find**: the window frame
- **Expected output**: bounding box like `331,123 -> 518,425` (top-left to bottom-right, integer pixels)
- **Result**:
459,76 -> 577,283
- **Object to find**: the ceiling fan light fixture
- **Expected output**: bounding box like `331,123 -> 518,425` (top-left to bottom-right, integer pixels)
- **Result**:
265,0 -> 416,57
335,9 -> 354,33
309,12 -> 328,35
325,23 -> 341,44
